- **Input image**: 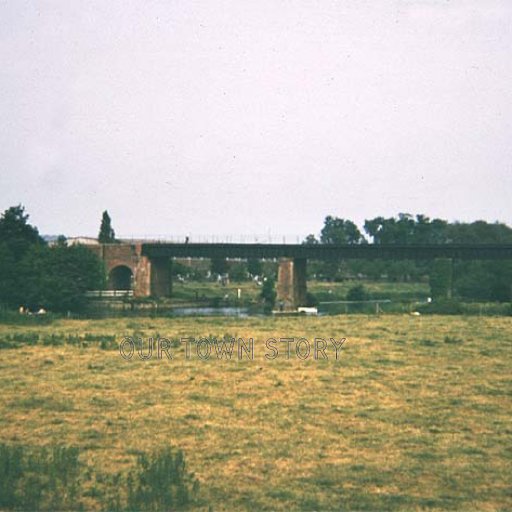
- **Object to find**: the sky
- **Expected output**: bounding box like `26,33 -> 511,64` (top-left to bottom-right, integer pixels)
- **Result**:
1,0 -> 511,240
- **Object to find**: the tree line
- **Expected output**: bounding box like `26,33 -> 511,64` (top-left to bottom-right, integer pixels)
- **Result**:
305,213 -> 512,245
0,205 -> 105,313
304,214 -> 512,302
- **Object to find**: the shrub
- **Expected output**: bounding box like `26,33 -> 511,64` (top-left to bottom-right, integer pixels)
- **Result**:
417,299 -> 463,315
0,309 -> 55,325
0,444 -> 81,510
0,444 -> 200,511
444,335 -> 463,344
346,284 -> 368,302
126,447 -> 199,511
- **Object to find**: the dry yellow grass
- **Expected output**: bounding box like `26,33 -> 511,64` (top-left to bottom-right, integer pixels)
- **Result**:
0,314 -> 511,510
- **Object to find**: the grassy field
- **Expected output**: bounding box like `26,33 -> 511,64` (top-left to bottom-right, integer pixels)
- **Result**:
0,314 -> 511,510
170,279 -> 430,305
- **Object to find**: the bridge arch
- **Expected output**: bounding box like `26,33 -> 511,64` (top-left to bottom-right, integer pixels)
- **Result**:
108,265 -> 133,290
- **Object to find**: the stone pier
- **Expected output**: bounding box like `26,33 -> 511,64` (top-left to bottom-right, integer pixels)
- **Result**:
149,257 -> 172,298
276,258 -> 307,310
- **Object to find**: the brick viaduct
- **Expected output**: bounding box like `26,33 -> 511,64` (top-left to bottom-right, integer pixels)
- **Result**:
88,243 -> 512,309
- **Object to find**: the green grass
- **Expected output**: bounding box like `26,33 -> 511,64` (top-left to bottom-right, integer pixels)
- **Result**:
168,279 -> 431,305
0,315 -> 510,510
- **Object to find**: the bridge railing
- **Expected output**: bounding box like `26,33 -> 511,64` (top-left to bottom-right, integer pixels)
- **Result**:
118,234 -> 308,244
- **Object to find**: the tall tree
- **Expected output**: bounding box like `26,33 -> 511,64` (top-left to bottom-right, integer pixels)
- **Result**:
98,211 -> 117,243
364,213 -> 448,244
0,205 -> 44,305
260,277 -> 276,313
320,216 -> 365,245
0,204 -> 44,259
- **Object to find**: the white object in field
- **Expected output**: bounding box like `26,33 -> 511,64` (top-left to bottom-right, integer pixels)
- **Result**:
297,307 -> 318,315
410,311 -> 421,316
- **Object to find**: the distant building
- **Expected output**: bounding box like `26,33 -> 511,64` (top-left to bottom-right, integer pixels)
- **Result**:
66,237 -> 99,246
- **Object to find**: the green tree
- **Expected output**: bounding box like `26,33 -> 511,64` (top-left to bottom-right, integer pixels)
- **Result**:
171,261 -> 190,277
320,216 -> 364,245
210,257 -> 228,276
0,205 -> 44,259
229,261 -> 249,282
302,234 -> 319,245
346,284 -> 368,312
260,277 -> 276,313
362,213 -> 449,281
453,260 -> 512,302
446,221 -> 512,302
20,244 -> 105,312
364,213 -> 448,245
0,205 -> 45,306
430,258 -> 453,300
0,242 -> 18,306
247,258 -> 263,277
447,220 -> 512,244
98,210 -> 117,243
316,216 -> 365,281
346,284 -> 368,301
56,235 -> 67,246
0,205 -> 105,312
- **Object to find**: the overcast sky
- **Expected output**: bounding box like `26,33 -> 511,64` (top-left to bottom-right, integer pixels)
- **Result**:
1,0 -> 511,239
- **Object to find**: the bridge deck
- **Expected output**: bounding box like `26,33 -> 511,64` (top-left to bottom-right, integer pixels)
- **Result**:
140,243 -> 512,261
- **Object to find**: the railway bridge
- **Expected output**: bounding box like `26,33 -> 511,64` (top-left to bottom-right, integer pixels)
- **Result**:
88,243 -> 512,309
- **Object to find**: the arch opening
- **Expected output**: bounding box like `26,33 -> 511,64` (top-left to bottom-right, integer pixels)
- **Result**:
108,265 -> 133,290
